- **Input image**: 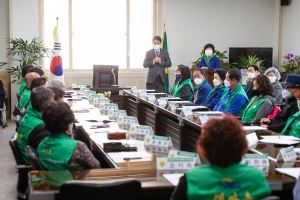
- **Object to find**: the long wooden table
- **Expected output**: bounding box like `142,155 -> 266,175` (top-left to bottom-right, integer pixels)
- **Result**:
28,89 -> 299,200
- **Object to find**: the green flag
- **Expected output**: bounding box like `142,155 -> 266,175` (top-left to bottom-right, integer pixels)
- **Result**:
161,25 -> 169,93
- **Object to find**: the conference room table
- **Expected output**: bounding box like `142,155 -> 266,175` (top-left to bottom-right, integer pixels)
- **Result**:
28,89 -> 299,200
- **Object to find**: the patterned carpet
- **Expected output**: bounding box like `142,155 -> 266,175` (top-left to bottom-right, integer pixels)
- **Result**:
0,120 -> 18,199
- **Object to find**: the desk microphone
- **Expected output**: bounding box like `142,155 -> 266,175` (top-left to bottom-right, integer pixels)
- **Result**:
111,68 -> 119,88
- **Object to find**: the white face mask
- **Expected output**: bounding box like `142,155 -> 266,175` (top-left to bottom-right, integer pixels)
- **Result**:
268,76 -> 276,83
194,78 -> 203,86
248,73 -> 255,79
153,45 -> 160,51
205,50 -> 213,56
224,79 -> 231,87
213,79 -> 221,87
282,89 -> 294,99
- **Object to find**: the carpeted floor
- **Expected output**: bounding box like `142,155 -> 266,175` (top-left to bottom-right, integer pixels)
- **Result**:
0,120 -> 18,199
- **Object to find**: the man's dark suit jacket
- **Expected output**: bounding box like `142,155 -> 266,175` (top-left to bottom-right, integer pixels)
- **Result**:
143,49 -> 172,84
245,80 -> 255,100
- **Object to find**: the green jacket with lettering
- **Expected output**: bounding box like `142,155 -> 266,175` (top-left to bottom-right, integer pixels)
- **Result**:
171,78 -> 193,100
19,88 -> 31,109
186,163 -> 271,200
18,80 -> 26,95
219,84 -> 249,115
17,103 -> 44,162
281,111 -> 300,137
37,133 -> 80,171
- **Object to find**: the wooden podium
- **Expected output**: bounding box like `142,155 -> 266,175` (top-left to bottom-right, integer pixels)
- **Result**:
191,64 -> 214,88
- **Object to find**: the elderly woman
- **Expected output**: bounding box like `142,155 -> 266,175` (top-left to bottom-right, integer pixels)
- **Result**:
198,44 -> 221,71
264,67 -> 283,102
171,116 -> 271,200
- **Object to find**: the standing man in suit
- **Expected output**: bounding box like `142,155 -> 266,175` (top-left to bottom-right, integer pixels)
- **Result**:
143,36 -> 172,92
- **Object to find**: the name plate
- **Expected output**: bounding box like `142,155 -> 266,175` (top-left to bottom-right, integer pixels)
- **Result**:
130,87 -> 139,95
276,146 -> 297,162
241,154 -> 269,175
246,132 -> 259,148
180,107 -> 193,119
155,98 -> 167,108
144,135 -> 172,148
108,110 -> 127,121
118,116 -> 139,130
146,94 -> 156,103
168,150 -> 200,165
72,83 -> 85,88
196,114 -> 209,125
82,88 -> 90,95
100,104 -> 118,115
87,92 -> 98,103
145,145 -> 169,156
156,157 -> 196,170
129,125 -> 154,141
166,103 -> 177,113
138,90 -> 147,99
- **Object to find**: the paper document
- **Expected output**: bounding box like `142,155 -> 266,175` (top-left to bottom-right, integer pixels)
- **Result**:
259,138 -> 299,145
194,111 -> 224,115
163,173 -> 184,186
108,152 -> 152,160
261,136 -> 300,141
275,168 -> 300,179
243,126 -> 268,131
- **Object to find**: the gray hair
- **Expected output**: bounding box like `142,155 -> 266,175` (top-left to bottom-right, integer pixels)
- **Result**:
48,80 -> 66,90
264,67 -> 281,81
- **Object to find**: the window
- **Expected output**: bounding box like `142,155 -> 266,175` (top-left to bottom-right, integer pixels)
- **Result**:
43,0 -> 154,70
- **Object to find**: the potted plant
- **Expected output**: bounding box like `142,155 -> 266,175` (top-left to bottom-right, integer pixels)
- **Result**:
239,54 -> 265,73
0,37 -> 53,84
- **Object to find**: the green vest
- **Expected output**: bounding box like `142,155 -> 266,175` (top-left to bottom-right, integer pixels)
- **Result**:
281,111 -> 300,137
242,97 -> 268,123
19,88 -> 31,109
17,103 -> 45,162
219,84 -> 249,115
203,54 -> 215,68
204,85 -> 225,106
186,163 -> 271,200
18,79 -> 26,95
172,78 -> 194,100
37,133 -> 80,171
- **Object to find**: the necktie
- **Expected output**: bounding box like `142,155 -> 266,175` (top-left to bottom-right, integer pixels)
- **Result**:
156,51 -> 159,76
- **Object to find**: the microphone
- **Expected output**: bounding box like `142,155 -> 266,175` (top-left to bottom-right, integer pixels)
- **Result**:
111,68 -> 119,88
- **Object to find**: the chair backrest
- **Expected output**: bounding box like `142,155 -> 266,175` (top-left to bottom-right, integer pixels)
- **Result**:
92,65 -> 119,87
0,80 -> 4,108
25,145 -> 47,171
16,93 -> 21,102
60,180 -> 141,200
20,107 -> 27,117
13,102 -> 21,117
15,115 -> 22,131
9,137 -> 25,166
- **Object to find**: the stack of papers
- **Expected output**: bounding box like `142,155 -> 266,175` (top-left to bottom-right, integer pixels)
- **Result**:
163,173 -> 184,186
259,135 -> 300,145
243,126 -> 268,131
194,111 -> 223,115
108,152 -> 152,160
275,168 -> 300,179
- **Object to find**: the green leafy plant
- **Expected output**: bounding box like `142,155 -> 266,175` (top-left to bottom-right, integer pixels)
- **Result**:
280,54 -> 300,75
0,37 -> 53,84
98,91 -> 113,102
239,54 -> 265,72
192,48 -> 237,71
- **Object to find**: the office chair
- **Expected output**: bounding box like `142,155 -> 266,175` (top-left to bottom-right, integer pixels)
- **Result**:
9,136 -> 32,199
0,80 -> 7,128
25,145 -> 47,171
20,107 -> 27,117
13,102 -> 21,117
15,115 -> 22,132
93,65 -> 119,95
60,180 -> 141,200
17,92 -> 21,103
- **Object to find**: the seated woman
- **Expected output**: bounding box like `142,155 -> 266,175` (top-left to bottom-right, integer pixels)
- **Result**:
198,43 -> 221,71
242,75 -> 276,123
190,69 -> 212,105
171,116 -> 271,200
48,86 -> 65,102
30,77 -> 48,90
202,68 -> 226,110
37,101 -> 101,170
281,90 -> 300,137
171,66 -> 193,100
264,67 -> 283,102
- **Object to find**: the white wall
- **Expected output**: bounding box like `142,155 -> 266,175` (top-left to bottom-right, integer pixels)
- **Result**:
0,0 -> 9,71
162,0 -> 279,69
282,0 -> 300,57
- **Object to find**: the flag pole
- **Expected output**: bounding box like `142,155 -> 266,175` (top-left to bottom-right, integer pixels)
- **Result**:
56,17 -> 59,28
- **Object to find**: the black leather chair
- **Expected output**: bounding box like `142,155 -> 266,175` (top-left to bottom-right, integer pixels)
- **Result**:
13,102 -> 21,117
25,145 -> 47,171
0,80 -> 7,128
15,115 -> 22,131
92,65 -> 119,95
9,137 -> 31,199
17,92 -> 21,103
60,180 -> 141,200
